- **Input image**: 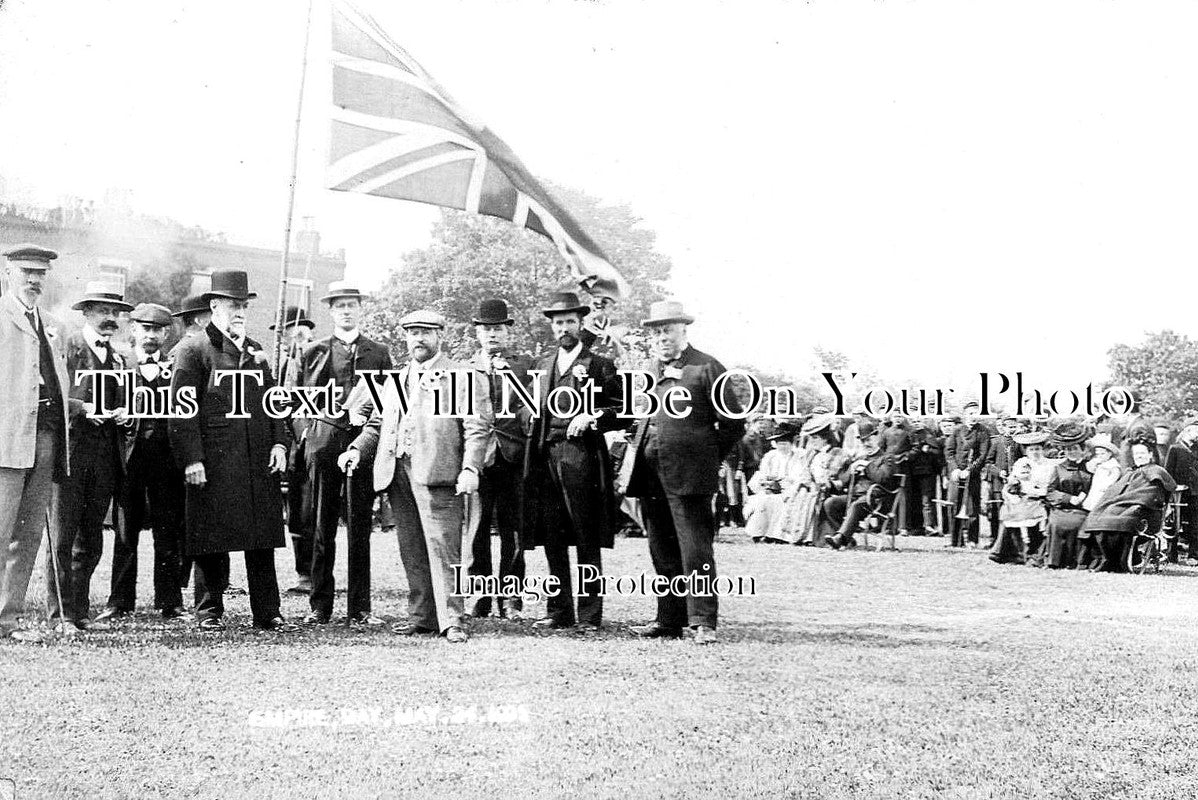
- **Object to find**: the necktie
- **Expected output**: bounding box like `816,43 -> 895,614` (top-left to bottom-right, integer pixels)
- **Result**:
26,311 -> 46,387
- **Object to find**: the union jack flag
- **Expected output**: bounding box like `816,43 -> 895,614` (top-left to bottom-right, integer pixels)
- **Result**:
328,0 -> 627,297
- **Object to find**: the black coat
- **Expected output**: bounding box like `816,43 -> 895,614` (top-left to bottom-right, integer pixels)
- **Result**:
623,344 -> 745,498
945,423 -> 992,478
520,347 -> 624,550
293,335 -> 393,457
168,324 -> 287,555
1081,464 -> 1176,536
63,331 -> 129,485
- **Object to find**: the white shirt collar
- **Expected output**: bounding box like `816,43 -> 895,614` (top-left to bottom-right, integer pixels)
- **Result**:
82,323 -> 110,359
556,342 -> 583,375
333,328 -> 360,345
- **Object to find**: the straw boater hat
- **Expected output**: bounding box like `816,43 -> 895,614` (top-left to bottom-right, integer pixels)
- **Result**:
321,280 -> 367,305
641,300 -> 695,327
71,281 -> 133,312
1090,435 -> 1119,456
801,414 -> 837,437
1013,430 -> 1050,447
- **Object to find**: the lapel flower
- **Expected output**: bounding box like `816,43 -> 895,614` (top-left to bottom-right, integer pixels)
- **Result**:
663,366 -> 684,381
158,364 -> 173,382
419,369 -> 443,391
491,355 -> 510,370
572,364 -> 589,381
45,327 -> 58,341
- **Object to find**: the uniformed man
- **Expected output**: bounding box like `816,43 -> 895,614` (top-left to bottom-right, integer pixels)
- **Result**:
99,303 -> 188,621
295,281 -> 392,625
0,245 -> 71,642
45,281 -> 133,631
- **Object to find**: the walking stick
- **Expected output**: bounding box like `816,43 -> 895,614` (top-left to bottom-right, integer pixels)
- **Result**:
44,509 -> 69,637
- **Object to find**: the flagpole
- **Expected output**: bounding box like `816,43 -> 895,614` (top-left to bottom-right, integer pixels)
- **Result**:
272,0 -> 316,380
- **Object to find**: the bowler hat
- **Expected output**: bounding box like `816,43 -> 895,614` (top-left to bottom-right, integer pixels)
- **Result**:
129,303 -> 173,328
399,309 -> 446,330
542,292 -> 590,318
641,300 -> 695,327
3,243 -> 57,270
269,305 -> 316,331
72,281 -> 133,312
473,298 -> 515,326
321,280 -> 367,305
172,294 -> 209,319
203,269 -> 256,302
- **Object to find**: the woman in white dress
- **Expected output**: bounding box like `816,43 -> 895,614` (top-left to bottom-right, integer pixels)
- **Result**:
745,422 -> 805,543
786,415 -> 850,546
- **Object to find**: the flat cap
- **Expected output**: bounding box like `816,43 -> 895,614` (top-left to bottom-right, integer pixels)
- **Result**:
3,244 -> 58,269
399,309 -> 446,330
130,303 -> 173,327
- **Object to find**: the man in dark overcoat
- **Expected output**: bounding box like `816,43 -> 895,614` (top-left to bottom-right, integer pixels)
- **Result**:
622,300 -> 744,645
520,292 -> 625,631
168,270 -> 295,632
944,401 -> 992,547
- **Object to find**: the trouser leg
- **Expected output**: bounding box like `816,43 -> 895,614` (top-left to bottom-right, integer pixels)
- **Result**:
344,469 -> 374,618
642,493 -> 686,628
666,493 -> 718,629
245,548 -> 282,624
0,429 -> 57,631
388,461 -> 437,630
192,553 -> 229,622
410,481 -> 465,632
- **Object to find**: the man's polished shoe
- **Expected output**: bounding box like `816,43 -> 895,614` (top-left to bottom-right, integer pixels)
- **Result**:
630,622 -> 684,639
161,606 -> 190,620
284,577 -> 312,596
444,626 -> 468,644
8,628 -> 48,643
692,625 -> 718,645
95,607 -> 130,622
391,621 -> 437,636
197,618 -> 226,632
575,623 -> 600,633
303,612 -> 331,625
347,613 -> 385,628
532,617 -> 572,630
255,616 -> 298,632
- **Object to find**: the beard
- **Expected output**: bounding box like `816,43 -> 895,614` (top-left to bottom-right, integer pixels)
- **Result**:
557,331 -> 579,351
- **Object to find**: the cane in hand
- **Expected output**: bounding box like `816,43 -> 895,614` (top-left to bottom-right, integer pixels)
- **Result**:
44,509 -> 68,637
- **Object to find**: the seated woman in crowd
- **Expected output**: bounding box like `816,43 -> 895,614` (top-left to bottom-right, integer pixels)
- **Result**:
989,430 -> 1055,564
1043,422 -> 1092,569
1079,435 -> 1122,568
1082,438 -> 1176,573
744,421 -> 804,544
787,414 -> 849,546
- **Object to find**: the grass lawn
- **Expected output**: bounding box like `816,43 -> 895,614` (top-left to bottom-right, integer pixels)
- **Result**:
2,526 -> 1198,799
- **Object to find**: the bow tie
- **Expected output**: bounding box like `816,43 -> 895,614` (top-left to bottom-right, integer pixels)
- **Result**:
95,340 -> 110,351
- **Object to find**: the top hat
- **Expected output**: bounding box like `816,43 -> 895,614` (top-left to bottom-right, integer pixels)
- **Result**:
172,294 -> 210,319
321,280 -> 367,305
269,305 -> 316,331
71,281 -> 133,312
129,302 -> 173,328
541,292 -> 590,318
473,298 -> 515,326
641,300 -> 695,328
3,244 -> 57,270
203,270 -> 256,302
399,309 -> 446,330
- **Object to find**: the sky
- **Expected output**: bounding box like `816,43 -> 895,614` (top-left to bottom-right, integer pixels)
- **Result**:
2,0 -> 1197,399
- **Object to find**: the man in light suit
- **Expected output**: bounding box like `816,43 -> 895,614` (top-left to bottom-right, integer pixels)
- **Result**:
0,245 -> 71,642
339,309 -> 489,643
47,281 -> 134,631
623,300 -> 744,645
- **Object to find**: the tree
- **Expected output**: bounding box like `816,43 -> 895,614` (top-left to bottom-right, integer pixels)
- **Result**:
361,184 -> 674,362
125,247 -> 202,311
1107,330 -> 1198,420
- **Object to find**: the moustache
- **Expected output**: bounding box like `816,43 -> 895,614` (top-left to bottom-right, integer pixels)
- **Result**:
98,321 -> 119,331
